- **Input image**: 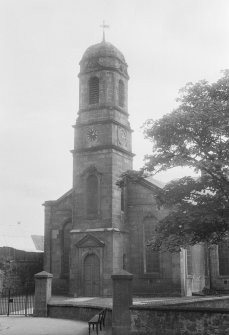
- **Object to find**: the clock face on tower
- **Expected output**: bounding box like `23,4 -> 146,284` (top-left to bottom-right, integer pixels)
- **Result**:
87,128 -> 98,142
118,127 -> 127,147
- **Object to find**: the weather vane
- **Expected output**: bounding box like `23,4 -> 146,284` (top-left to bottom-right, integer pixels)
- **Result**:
100,20 -> 109,42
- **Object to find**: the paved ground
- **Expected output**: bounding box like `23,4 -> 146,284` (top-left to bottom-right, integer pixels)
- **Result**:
0,316 -> 111,335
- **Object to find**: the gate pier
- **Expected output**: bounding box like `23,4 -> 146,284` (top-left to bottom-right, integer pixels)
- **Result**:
34,271 -> 53,317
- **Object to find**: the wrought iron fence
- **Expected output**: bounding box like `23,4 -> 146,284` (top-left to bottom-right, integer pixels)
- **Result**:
0,285 -> 34,316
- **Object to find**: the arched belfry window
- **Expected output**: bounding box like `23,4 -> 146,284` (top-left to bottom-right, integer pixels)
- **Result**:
143,217 -> 160,274
62,221 -> 72,277
118,80 -> 125,107
86,175 -> 98,216
89,77 -> 99,104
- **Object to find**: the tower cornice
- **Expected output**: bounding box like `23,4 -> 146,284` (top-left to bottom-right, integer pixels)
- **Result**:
71,145 -> 135,158
73,119 -> 133,132
78,105 -> 129,117
78,65 -> 129,80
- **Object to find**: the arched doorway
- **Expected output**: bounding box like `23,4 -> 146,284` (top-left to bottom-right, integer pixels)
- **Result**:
83,254 -> 100,296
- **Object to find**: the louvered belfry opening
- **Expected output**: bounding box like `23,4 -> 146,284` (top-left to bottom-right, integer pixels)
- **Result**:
89,77 -> 99,104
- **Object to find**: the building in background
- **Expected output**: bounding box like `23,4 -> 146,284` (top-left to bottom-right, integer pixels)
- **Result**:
0,224 -> 43,290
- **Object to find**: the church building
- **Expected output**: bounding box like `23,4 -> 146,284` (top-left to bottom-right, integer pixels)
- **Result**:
43,37 -> 229,297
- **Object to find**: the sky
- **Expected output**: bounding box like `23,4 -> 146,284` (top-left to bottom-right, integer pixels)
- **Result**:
0,0 -> 229,235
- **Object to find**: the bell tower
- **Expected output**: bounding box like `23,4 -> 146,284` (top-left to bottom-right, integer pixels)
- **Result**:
72,41 -> 133,228
70,39 -> 133,296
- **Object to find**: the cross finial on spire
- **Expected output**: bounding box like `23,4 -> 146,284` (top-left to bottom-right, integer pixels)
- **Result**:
100,20 -> 109,42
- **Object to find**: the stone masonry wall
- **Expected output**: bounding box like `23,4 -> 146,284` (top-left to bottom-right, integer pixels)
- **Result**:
130,306 -> 229,335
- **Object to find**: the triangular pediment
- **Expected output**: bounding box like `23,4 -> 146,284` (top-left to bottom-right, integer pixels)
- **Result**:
76,234 -> 105,248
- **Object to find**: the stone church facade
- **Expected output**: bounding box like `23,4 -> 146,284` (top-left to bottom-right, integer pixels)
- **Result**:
44,40 -> 229,297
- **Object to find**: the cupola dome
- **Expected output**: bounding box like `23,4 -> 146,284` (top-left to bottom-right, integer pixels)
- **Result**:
80,41 -> 126,64
79,41 -> 128,78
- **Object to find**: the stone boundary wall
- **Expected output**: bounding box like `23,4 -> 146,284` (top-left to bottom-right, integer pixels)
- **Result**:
172,296 -> 229,308
130,305 -> 229,335
47,304 -> 112,325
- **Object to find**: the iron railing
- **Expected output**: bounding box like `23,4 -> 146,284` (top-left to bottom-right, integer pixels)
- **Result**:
0,286 -> 34,316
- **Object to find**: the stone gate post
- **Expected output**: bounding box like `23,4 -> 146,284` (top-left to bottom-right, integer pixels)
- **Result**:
111,270 -> 133,335
33,271 -> 53,317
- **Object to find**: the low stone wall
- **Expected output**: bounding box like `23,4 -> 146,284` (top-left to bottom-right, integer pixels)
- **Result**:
47,304 -> 112,325
130,305 -> 229,335
174,296 -> 229,308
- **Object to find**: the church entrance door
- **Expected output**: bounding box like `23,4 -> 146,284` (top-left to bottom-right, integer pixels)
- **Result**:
83,254 -> 100,296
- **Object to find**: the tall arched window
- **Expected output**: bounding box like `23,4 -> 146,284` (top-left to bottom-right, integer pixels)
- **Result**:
62,221 -> 71,277
123,254 -> 127,270
218,242 -> 229,276
118,80 -> 125,107
86,175 -> 98,216
89,77 -> 99,104
143,218 -> 160,274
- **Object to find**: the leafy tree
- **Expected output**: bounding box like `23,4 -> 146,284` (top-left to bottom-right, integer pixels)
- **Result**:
119,70 -> 229,252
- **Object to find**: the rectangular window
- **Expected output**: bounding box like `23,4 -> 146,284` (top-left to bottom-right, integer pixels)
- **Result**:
204,245 -> 209,277
186,246 -> 193,276
121,188 -> 124,212
218,242 -> 229,276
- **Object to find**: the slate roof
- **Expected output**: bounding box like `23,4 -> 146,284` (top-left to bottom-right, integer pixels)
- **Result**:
31,235 -> 44,252
144,176 -> 165,189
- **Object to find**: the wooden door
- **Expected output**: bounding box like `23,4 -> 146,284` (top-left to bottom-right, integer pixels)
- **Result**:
84,254 -> 100,296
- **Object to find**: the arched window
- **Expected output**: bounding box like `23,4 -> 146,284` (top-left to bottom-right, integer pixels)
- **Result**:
218,242 -> 229,276
118,80 -> 125,107
143,218 -> 160,274
89,77 -> 99,104
123,254 -> 127,270
86,175 -> 98,216
62,221 -> 71,277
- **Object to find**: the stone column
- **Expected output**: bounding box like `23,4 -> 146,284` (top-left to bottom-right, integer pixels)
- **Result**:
34,271 -> 53,317
111,270 -> 133,335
